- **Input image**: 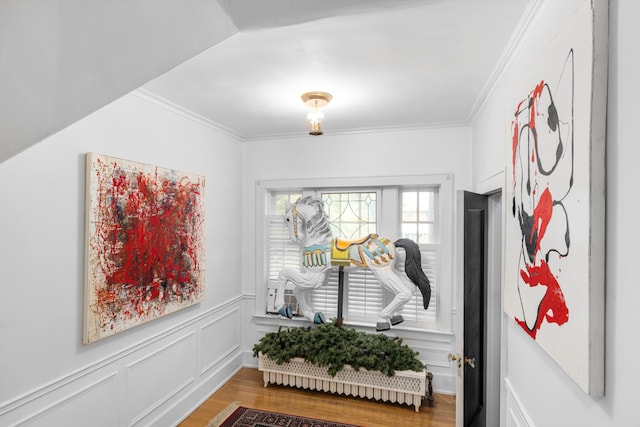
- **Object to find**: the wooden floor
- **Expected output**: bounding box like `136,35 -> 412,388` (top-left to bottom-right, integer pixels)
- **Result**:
179,367 -> 455,427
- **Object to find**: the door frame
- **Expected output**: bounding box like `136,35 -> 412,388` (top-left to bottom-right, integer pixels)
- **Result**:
455,175 -> 504,427
485,191 -> 502,427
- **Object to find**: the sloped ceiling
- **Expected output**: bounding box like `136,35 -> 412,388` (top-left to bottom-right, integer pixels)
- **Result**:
0,0 -> 237,164
1,0 -> 534,163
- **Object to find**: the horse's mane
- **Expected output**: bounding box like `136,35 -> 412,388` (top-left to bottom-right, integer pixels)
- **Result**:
295,196 -> 333,241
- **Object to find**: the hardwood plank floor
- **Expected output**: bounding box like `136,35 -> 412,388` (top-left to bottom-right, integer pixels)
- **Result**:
179,368 -> 455,427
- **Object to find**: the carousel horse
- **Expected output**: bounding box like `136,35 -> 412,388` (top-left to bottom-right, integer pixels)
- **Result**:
275,196 -> 431,331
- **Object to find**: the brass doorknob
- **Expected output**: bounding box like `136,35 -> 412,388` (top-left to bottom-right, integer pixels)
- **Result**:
448,353 -> 462,368
448,353 -> 476,369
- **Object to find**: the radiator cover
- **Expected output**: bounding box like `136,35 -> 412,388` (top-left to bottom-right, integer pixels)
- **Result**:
258,353 -> 428,412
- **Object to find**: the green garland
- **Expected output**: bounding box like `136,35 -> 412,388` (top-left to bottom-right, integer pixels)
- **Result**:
252,323 -> 425,377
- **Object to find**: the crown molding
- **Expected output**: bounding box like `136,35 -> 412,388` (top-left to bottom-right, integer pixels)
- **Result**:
242,120 -> 471,142
135,90 -> 472,144
132,88 -> 244,141
467,0 -> 546,123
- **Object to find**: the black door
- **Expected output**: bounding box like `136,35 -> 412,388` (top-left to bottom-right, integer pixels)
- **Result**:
463,191 -> 488,427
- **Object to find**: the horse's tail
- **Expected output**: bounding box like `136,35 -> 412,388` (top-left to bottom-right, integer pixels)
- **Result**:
394,238 -> 431,309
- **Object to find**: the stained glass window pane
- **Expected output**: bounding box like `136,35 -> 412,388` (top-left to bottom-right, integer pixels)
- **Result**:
322,192 -> 377,240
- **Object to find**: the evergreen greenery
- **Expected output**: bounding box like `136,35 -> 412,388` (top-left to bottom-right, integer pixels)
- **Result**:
252,323 -> 426,377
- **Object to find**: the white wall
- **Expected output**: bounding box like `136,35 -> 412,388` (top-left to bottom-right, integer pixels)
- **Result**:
472,0 -> 638,425
241,127 -> 473,394
0,92 -> 244,426
5,0 -> 638,423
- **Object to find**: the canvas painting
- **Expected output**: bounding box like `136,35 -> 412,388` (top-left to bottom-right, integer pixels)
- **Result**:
84,153 -> 206,344
503,0 -> 606,395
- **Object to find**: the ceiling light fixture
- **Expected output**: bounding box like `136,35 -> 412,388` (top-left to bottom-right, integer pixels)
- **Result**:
301,91 -> 332,136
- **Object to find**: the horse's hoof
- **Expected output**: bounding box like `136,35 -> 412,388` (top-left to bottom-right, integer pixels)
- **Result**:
376,321 -> 391,331
278,305 -> 293,319
314,312 -> 326,324
390,315 -> 404,326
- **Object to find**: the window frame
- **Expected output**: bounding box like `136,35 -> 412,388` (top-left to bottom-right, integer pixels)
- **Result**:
254,174 -> 454,332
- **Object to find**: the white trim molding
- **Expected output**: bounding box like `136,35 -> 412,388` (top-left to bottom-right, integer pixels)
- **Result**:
504,378 -> 535,427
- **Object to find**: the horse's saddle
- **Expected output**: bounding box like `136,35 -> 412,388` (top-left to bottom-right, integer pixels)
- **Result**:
334,234 -> 378,251
331,234 -> 391,267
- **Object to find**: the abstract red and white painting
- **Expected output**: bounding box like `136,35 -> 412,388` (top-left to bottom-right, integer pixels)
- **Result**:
503,0 -> 606,395
83,153 -> 205,343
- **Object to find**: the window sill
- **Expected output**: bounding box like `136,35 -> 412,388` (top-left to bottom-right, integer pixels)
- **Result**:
252,313 -> 453,337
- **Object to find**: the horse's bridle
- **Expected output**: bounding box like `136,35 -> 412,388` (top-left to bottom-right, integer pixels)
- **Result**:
290,205 -> 305,239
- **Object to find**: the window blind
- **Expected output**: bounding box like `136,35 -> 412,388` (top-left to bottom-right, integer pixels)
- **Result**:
266,215 -> 301,313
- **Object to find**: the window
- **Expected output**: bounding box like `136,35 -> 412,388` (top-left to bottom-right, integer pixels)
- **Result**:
317,192 -> 382,322
401,190 -> 437,244
398,190 -> 439,325
258,175 -> 452,332
322,192 -> 377,239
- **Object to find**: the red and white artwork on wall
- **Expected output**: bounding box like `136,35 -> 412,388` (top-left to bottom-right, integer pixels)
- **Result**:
83,153 -> 205,344
503,0 -> 606,395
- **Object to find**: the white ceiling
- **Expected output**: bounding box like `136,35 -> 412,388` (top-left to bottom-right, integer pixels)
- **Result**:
143,0 -> 533,140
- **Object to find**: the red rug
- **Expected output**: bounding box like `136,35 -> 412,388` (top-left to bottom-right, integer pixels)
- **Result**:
207,403 -> 361,427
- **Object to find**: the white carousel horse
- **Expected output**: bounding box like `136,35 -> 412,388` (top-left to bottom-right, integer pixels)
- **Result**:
275,196 -> 431,331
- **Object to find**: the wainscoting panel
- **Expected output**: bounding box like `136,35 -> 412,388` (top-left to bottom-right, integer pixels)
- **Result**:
200,308 -> 241,375
505,379 -> 533,427
126,333 -> 196,426
16,374 -> 117,427
0,296 -> 244,427
403,331 -> 456,395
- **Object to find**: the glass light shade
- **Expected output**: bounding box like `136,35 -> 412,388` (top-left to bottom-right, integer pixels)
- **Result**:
307,110 -> 325,136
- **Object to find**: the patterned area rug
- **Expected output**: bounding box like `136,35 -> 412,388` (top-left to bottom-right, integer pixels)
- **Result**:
206,402 -> 361,427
